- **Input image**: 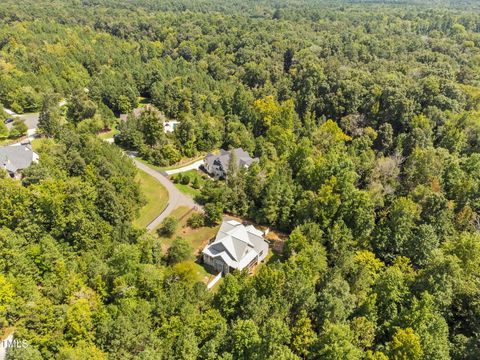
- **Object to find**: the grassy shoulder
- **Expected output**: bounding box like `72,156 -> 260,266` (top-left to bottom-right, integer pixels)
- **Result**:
133,168 -> 169,228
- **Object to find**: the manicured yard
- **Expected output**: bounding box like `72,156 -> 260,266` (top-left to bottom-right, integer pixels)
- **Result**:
170,170 -> 207,198
133,168 -> 169,228
160,156 -> 204,171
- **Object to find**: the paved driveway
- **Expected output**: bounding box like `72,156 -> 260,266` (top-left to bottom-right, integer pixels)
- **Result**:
165,159 -> 204,175
133,159 -> 201,231
5,112 -> 39,131
19,113 -> 39,130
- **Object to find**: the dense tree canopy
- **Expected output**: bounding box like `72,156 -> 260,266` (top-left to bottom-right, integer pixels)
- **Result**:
1,0 -> 480,359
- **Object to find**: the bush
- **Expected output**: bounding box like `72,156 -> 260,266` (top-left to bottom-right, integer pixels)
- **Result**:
166,237 -> 193,264
9,118 -> 28,138
179,173 -> 191,185
192,176 -> 202,189
187,213 -> 204,228
157,216 -> 178,237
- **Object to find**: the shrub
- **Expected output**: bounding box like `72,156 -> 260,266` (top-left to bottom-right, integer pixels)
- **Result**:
157,216 -> 178,237
179,173 -> 191,185
187,213 -> 204,228
9,118 -> 28,138
192,176 -> 202,189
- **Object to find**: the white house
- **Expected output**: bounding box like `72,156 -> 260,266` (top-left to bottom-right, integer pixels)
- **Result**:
202,220 -> 268,274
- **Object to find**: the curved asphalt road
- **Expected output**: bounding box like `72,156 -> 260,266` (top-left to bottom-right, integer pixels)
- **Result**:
133,159 -> 200,231
5,104 -> 198,233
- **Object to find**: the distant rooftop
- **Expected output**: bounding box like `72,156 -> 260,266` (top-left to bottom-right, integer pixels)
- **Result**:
0,145 -> 38,173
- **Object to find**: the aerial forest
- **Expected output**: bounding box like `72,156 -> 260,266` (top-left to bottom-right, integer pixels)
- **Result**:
0,0 -> 480,359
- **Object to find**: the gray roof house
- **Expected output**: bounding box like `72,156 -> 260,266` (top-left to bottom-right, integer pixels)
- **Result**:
202,220 -> 268,274
203,148 -> 258,179
0,145 -> 38,179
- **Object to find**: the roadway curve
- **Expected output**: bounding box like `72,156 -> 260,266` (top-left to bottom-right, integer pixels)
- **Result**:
133,159 -> 200,231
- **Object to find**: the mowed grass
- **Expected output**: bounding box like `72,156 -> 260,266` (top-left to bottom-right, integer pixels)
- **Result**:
170,170 -> 207,198
133,168 -> 169,228
173,183 -> 200,197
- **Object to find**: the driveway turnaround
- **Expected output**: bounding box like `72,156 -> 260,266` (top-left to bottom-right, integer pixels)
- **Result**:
165,159 -> 204,175
133,159 -> 200,231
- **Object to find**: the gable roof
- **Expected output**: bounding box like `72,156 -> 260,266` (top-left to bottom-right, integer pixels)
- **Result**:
202,220 -> 267,270
204,148 -> 258,176
0,145 -> 37,173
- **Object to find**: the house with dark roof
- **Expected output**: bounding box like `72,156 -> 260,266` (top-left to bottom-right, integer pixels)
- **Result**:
202,220 -> 268,274
203,148 -> 258,179
0,145 -> 38,179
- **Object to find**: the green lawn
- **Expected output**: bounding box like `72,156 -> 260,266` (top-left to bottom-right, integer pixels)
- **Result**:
158,206 -> 221,286
173,183 -> 201,197
170,170 -> 207,198
160,156 -> 204,171
133,168 -> 169,228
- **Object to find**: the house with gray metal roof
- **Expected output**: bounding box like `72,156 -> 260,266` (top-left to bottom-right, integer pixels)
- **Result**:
0,145 -> 38,179
203,148 -> 258,179
202,220 -> 268,274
